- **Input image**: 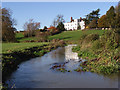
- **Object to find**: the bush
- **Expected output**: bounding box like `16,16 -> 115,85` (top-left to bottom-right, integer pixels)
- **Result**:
56,22 -> 65,32
92,40 -> 103,49
84,34 -> 99,42
36,32 -> 49,42
51,29 -> 61,35
23,31 -> 35,37
80,34 -> 87,40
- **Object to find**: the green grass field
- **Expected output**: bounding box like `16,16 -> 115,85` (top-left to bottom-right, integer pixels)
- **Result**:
2,30 -> 105,53
2,42 -> 48,54
49,30 -> 105,41
15,32 -> 37,42
16,30 -> 105,42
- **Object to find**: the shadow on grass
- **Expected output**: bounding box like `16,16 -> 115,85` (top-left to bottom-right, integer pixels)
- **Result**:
57,37 -> 72,40
16,37 -> 25,41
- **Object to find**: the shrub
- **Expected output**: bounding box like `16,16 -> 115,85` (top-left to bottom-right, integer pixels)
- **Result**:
80,34 -> 87,40
56,22 -> 65,32
92,40 -> 103,49
36,32 -> 49,42
23,31 -> 35,37
84,34 -> 99,42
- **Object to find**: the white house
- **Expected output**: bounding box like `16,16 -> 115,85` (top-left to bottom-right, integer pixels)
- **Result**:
64,17 -> 85,30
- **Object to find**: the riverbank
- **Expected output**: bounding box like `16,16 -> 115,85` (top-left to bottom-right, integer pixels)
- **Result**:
2,40 -> 66,87
72,29 -> 120,75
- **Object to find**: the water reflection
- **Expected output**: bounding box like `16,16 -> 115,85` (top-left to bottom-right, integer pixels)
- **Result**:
50,47 -> 65,62
65,44 -> 79,61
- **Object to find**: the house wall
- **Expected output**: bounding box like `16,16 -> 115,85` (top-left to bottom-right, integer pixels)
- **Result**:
64,19 -> 85,30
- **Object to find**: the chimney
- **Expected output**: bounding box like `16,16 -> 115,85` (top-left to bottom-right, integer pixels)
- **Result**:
71,17 -> 73,22
80,17 -> 82,20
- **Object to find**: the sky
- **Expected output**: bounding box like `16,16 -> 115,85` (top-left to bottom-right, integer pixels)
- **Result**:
2,2 -> 118,31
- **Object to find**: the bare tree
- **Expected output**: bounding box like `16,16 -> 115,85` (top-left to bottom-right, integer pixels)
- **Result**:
52,14 -> 65,27
52,19 -> 57,27
23,19 -> 40,37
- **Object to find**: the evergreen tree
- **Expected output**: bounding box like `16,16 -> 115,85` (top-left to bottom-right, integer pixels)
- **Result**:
85,9 -> 100,26
115,2 -> 120,28
56,22 -> 65,32
43,26 -> 47,30
88,19 -> 98,29
106,6 -> 116,28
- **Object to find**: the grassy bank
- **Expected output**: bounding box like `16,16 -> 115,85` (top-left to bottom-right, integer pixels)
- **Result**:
72,29 -> 120,75
48,29 -> 120,74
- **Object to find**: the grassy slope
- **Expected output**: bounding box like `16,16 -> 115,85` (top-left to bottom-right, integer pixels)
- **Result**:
49,30 -> 104,41
15,32 -> 37,42
16,30 -> 105,42
2,30 -> 104,53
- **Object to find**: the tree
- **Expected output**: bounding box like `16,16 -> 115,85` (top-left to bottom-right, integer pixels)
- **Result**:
77,24 -> 81,30
56,22 -> 65,32
2,8 -> 16,42
52,14 -> 65,27
23,19 -> 40,37
41,26 -> 47,32
115,1 -> 120,28
43,26 -> 47,30
106,6 -> 116,28
52,19 -> 57,27
88,19 -> 98,29
98,15 -> 109,28
85,9 -> 100,26
0,7 -> 2,42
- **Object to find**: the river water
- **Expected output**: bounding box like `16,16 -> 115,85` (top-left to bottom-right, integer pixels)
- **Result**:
6,45 -> 118,88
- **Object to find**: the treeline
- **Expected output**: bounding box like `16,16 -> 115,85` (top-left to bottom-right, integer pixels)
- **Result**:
85,2 -> 120,29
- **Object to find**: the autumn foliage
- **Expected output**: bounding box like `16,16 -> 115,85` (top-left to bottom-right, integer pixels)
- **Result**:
2,8 -> 16,42
98,15 -> 108,28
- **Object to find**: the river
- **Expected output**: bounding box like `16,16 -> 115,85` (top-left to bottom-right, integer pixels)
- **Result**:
6,45 -> 118,88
